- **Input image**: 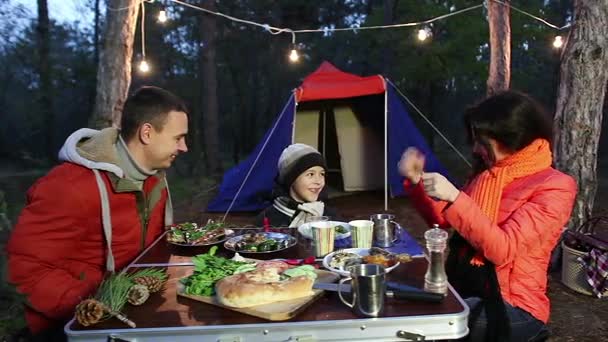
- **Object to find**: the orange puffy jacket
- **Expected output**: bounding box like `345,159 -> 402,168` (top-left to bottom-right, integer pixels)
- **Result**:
406,167 -> 576,323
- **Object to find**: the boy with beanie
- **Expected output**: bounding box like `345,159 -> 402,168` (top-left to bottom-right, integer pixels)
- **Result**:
255,143 -> 337,227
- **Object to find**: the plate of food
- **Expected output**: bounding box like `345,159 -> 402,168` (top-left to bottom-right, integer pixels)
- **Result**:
167,221 -> 235,246
224,232 -> 297,253
322,247 -> 411,277
298,221 -> 351,240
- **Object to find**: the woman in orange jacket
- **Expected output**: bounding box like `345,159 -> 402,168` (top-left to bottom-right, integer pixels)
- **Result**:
399,91 -> 577,341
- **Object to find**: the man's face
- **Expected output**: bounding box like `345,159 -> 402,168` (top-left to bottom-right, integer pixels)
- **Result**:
145,110 -> 188,170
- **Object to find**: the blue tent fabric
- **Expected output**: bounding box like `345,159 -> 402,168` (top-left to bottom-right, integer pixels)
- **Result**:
207,95 -> 296,212
387,84 -> 450,197
207,85 -> 451,213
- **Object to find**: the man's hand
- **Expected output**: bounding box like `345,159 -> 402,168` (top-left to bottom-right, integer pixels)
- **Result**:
399,147 -> 426,184
421,172 -> 460,202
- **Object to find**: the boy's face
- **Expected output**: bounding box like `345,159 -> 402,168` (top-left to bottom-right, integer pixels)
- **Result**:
289,166 -> 326,203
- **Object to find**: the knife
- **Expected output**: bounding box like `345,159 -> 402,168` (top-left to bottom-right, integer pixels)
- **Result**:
313,282 -> 445,303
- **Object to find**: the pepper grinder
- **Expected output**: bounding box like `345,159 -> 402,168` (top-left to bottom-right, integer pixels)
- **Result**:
424,224 -> 448,295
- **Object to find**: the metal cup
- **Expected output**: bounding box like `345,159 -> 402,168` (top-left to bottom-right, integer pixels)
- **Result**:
349,220 -> 374,248
311,220 -> 335,257
370,214 -> 401,247
338,264 -> 386,317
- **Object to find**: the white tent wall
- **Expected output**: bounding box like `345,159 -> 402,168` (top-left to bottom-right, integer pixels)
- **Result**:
333,106 -> 384,191
292,104 -> 384,192
293,109 -> 320,150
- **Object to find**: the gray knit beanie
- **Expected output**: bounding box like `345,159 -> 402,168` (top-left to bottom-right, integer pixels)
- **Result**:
277,143 -> 327,190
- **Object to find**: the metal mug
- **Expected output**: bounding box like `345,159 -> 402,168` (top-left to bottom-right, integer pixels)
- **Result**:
338,264 -> 386,317
370,214 -> 401,247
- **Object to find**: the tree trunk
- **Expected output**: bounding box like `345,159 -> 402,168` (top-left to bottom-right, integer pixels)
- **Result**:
89,0 -> 101,120
486,0 -> 511,96
198,0 -> 223,179
553,0 -> 608,229
36,0 -> 54,160
89,0 -> 140,128
93,0 -> 100,69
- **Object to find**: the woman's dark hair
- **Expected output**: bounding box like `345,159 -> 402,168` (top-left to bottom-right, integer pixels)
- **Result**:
120,86 -> 188,141
464,90 -> 553,175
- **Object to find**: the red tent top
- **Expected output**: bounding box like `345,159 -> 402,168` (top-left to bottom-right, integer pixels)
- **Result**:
295,61 -> 386,102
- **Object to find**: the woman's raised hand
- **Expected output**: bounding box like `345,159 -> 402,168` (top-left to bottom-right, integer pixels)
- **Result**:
421,173 -> 460,203
399,147 -> 425,184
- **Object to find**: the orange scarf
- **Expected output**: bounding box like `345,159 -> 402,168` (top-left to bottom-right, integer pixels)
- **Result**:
467,138 -> 553,265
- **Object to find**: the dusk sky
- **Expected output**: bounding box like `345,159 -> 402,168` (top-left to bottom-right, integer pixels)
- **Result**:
13,0 -> 92,24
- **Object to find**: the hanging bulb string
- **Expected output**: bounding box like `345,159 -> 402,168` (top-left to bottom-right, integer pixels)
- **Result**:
162,0 -> 568,38
490,0 -> 571,30
140,0 -> 146,59
293,4 -> 483,33
169,0 -> 288,36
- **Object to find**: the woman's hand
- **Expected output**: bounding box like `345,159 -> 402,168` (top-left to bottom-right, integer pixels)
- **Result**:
421,172 -> 460,203
399,147 -> 425,184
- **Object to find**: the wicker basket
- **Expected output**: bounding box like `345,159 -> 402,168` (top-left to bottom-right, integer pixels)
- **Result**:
561,242 -> 593,295
561,241 -> 608,297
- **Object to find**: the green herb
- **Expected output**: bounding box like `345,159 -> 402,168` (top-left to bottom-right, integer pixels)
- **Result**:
181,246 -> 253,296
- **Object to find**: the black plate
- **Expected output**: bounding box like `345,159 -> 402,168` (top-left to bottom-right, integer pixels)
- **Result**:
224,232 -> 297,254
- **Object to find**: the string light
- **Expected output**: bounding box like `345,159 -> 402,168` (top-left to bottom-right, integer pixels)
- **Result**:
158,8 -> 168,23
287,31 -> 300,63
289,48 -> 299,62
417,27 -> 431,41
139,60 -> 150,73
553,35 -> 564,49
132,0 -> 570,73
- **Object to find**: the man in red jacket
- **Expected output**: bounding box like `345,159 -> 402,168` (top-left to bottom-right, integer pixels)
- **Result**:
6,86 -> 189,340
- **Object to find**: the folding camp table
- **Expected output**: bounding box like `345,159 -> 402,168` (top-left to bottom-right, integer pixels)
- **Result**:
65,229 -> 469,341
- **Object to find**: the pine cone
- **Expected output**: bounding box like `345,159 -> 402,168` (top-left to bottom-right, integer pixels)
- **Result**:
133,275 -> 165,293
127,284 -> 150,306
75,299 -> 105,326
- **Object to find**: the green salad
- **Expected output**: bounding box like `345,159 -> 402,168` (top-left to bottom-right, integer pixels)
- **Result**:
180,246 -> 254,296
335,225 -> 349,234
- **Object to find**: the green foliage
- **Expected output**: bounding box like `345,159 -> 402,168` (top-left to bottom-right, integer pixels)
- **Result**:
129,268 -> 168,283
181,246 -> 252,296
95,274 -> 133,314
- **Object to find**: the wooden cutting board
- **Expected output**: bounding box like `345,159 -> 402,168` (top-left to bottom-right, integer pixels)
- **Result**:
178,269 -> 340,321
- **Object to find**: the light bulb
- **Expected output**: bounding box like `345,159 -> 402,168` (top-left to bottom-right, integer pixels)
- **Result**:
158,9 -> 167,23
289,49 -> 299,62
553,35 -> 563,48
417,28 -> 430,41
139,60 -> 150,73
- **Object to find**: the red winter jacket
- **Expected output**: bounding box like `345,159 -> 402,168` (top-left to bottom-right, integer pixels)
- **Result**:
406,168 -> 576,323
6,128 -> 170,333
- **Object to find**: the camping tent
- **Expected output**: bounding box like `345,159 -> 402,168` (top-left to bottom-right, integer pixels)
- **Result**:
207,61 -> 448,213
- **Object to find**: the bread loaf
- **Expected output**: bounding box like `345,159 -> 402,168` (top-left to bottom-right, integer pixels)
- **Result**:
215,267 -> 314,308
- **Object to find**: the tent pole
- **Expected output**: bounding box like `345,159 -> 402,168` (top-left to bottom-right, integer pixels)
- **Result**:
292,92 -> 298,143
384,84 -> 388,212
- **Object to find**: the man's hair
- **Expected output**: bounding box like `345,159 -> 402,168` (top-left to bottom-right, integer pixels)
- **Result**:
120,86 -> 188,141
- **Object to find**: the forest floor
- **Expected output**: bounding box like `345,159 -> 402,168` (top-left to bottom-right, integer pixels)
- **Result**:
1,158 -> 608,341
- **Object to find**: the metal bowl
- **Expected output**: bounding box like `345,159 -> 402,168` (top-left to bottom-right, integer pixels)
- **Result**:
224,232 -> 297,254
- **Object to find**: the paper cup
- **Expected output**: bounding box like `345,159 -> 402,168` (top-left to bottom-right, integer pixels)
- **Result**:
349,220 -> 374,248
311,221 -> 335,257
